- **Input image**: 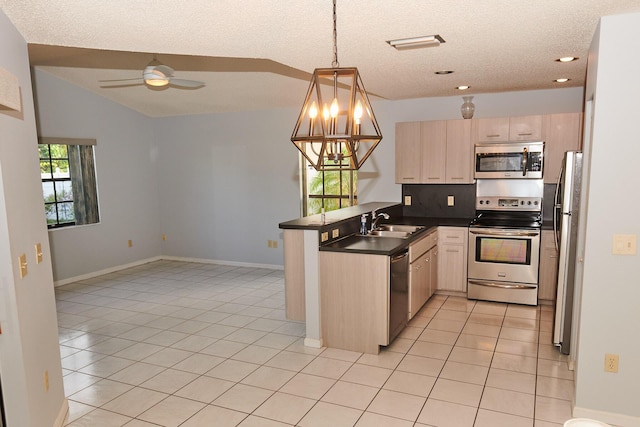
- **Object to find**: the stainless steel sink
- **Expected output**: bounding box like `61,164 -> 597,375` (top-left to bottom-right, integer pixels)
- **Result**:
367,230 -> 412,238
375,224 -> 424,233
365,224 -> 425,238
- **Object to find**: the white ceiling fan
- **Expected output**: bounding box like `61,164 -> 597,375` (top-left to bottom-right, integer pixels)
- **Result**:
100,56 -> 205,89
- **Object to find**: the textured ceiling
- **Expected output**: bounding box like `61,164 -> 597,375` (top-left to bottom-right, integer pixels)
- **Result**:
2,0 -> 640,117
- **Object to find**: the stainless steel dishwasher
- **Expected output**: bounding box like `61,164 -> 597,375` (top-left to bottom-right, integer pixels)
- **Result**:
389,249 -> 409,343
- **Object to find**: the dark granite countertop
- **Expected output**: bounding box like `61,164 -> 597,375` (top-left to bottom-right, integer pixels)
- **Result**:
279,202 -> 400,230
319,216 -> 473,256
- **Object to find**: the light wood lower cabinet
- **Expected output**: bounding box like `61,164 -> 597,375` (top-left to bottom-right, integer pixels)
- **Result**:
283,229 -> 305,321
436,227 -> 468,293
538,229 -> 559,302
319,251 -> 389,354
409,230 -> 437,319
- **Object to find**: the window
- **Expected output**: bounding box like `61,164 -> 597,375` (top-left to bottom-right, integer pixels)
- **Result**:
39,138 -> 99,228
301,159 -> 357,216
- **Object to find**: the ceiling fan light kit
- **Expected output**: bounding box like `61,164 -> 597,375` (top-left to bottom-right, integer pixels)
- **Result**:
291,0 -> 382,171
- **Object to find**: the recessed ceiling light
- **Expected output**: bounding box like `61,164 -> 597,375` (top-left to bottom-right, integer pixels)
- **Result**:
557,56 -> 578,62
435,70 -> 454,75
554,78 -> 571,83
456,85 -> 470,90
387,35 -> 445,50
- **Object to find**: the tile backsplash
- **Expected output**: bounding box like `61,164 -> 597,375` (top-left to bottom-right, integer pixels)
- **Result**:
402,184 -> 476,218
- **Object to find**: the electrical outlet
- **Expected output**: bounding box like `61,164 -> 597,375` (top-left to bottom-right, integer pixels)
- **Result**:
162,234 -> 167,241
612,234 -> 637,255
44,370 -> 49,391
272,240 -> 278,248
332,229 -> 339,238
447,195 -> 455,206
128,240 -> 133,247
321,232 -> 329,242
604,353 -> 619,373
404,195 -> 412,206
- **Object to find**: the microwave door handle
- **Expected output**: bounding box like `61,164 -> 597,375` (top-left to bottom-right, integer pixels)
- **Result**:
522,147 -> 528,176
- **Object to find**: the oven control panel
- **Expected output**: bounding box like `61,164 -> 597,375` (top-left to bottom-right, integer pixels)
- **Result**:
476,196 -> 542,211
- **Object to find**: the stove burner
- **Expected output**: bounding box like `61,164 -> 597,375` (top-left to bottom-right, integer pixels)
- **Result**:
470,211 -> 542,229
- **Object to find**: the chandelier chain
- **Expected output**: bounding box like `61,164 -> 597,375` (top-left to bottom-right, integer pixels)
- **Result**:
332,0 -> 339,68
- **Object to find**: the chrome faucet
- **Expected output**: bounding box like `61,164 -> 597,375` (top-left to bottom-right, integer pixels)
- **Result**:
370,210 -> 390,231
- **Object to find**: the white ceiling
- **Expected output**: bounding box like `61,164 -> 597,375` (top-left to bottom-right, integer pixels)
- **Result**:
2,0 -> 640,117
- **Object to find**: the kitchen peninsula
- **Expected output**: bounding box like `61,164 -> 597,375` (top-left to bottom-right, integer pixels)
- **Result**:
279,202 -> 471,354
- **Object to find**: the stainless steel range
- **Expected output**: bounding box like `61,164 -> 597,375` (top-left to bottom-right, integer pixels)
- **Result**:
467,180 -> 543,305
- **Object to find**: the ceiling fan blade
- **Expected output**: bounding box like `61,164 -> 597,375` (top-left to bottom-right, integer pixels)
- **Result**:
170,78 -> 205,88
100,82 -> 145,89
98,77 -> 141,82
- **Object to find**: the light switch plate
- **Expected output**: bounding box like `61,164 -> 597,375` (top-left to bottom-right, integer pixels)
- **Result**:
404,196 -> 412,206
35,243 -> 43,264
19,253 -> 27,278
612,234 -> 637,255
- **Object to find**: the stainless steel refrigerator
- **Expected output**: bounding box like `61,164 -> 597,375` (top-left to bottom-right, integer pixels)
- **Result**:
553,151 -> 583,355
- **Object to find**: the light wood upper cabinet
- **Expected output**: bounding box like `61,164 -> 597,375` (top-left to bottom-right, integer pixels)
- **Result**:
396,119 -> 472,184
473,115 -> 543,143
543,113 -> 583,184
446,119 -> 473,183
509,115 -> 544,141
474,117 -> 510,142
539,230 -> 559,301
395,121 -> 423,183
421,121 -> 447,183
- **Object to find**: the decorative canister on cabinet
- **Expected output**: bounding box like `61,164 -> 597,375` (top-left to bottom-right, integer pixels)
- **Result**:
461,96 -> 475,119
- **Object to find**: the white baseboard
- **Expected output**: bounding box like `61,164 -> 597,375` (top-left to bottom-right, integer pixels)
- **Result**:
54,398 -> 68,427
54,256 -> 283,287
161,255 -> 283,271
54,256 -> 163,286
572,405 -> 640,427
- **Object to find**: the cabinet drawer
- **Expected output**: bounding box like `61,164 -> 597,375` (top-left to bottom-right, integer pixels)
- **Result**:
438,227 -> 467,245
410,230 -> 437,262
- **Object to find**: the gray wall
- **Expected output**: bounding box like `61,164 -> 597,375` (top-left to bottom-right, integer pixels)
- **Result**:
573,12 -> 640,424
33,70 -> 163,282
0,9 -> 65,426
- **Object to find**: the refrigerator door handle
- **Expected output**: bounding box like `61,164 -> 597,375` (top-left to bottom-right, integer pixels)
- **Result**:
553,163 -> 565,251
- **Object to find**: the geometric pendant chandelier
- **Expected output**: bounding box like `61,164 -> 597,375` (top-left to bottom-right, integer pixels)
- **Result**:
291,0 -> 382,171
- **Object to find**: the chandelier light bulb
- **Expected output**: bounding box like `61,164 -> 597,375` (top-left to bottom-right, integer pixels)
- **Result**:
309,101 -> 318,119
354,100 -> 363,124
330,98 -> 339,118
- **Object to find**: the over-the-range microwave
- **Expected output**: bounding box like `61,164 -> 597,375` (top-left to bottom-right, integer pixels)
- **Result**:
474,141 -> 544,179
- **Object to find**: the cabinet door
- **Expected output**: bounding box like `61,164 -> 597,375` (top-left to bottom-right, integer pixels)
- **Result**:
395,121 -> 423,183
543,113 -> 583,184
538,230 -> 559,301
473,117 -> 510,142
429,247 -> 438,299
421,120 -> 447,183
409,253 -> 430,319
509,115 -> 543,141
446,119 -> 473,183
437,244 -> 467,292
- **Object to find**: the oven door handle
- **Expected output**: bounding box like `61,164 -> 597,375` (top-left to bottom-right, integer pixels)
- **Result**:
468,280 -> 537,290
522,147 -> 528,176
469,229 -> 540,237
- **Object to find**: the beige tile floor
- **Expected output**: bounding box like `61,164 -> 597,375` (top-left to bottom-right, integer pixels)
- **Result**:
56,260 -> 576,426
